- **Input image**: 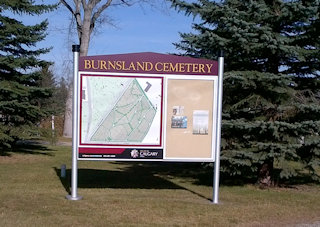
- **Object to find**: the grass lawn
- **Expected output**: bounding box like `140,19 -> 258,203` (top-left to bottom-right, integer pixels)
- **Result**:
0,143 -> 319,226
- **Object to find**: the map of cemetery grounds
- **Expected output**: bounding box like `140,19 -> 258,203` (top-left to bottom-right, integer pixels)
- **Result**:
80,75 -> 163,146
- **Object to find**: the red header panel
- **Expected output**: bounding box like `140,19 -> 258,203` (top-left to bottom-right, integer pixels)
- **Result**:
79,52 -> 218,76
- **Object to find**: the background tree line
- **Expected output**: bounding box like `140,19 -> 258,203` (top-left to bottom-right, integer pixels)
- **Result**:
0,0 -> 319,186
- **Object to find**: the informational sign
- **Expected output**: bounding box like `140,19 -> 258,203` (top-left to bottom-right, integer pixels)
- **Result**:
77,52 -> 219,162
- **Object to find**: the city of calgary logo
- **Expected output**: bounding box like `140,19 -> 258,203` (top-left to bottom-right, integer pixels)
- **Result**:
130,149 -> 159,158
130,149 -> 139,158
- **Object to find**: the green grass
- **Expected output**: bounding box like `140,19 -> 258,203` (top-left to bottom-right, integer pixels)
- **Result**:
0,143 -> 319,226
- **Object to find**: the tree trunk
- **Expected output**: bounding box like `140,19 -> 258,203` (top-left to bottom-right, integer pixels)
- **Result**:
63,89 -> 72,137
258,160 -> 274,188
62,7 -> 92,137
79,5 -> 92,57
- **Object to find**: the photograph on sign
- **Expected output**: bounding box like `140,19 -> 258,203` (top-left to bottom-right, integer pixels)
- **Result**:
193,110 -> 209,135
172,106 -> 184,115
171,116 -> 188,128
80,75 -> 163,146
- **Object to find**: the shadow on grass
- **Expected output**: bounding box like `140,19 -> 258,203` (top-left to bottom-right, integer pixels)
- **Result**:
1,140 -> 54,156
53,161 -> 318,201
54,162 -> 212,201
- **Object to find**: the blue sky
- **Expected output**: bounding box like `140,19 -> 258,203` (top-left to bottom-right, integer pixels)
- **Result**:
18,1 -> 198,77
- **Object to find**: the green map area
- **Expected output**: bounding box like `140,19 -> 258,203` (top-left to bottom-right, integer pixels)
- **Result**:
82,76 -> 157,144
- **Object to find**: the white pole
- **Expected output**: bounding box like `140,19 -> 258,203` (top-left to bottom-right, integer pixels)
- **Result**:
51,115 -> 55,131
51,115 -> 55,144
213,50 -> 224,204
66,45 -> 82,200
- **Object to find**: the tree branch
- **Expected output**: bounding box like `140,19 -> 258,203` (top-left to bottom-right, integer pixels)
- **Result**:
81,0 -> 87,8
60,0 -> 75,14
90,0 -> 112,31
75,1 -> 83,40
88,0 -> 101,9
120,0 -> 131,6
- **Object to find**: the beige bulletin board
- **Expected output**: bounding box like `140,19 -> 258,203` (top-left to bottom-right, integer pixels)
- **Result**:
165,79 -> 215,160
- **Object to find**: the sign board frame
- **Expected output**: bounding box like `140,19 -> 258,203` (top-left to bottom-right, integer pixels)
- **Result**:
76,52 -> 219,162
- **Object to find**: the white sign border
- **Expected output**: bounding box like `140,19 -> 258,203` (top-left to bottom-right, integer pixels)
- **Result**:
77,71 -> 219,162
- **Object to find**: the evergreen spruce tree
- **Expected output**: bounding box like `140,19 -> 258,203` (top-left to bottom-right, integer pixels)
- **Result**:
170,0 -> 320,184
37,66 -> 57,115
0,0 -> 56,149
38,66 -> 70,117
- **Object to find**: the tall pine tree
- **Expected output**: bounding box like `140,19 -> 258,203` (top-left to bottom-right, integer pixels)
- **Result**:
170,0 -> 320,184
0,0 -> 56,149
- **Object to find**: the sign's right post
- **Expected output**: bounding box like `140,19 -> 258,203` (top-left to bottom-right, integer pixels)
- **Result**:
213,50 -> 224,204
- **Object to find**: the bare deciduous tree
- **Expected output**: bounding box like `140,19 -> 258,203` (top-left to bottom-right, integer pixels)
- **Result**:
60,0 -> 163,137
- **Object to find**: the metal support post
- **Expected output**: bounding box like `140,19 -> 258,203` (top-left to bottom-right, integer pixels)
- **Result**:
213,50 -> 224,204
66,45 -> 82,201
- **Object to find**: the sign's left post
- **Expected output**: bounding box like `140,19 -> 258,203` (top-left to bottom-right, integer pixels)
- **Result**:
66,45 -> 82,201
